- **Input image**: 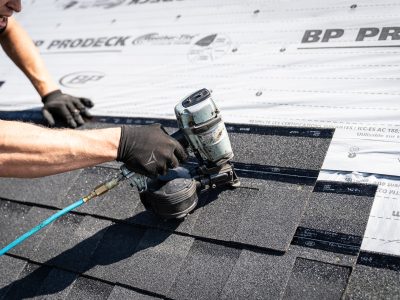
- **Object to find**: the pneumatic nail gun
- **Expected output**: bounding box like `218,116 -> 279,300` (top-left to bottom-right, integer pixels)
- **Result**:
121,88 -> 240,219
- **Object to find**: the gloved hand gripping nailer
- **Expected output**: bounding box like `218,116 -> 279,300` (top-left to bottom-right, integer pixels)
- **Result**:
121,88 -> 240,220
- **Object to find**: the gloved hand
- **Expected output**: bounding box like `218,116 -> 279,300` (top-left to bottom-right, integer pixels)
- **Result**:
117,124 -> 188,178
42,89 -> 94,128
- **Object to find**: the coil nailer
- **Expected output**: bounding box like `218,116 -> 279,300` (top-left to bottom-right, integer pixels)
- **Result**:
122,88 -> 240,219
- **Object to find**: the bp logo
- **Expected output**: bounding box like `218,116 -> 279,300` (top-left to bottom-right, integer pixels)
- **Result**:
60,71 -> 105,88
348,146 -> 360,158
188,34 -> 232,63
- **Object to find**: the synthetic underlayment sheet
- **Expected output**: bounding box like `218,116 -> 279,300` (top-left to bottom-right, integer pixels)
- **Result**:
1,0 -> 400,256
0,0 -> 399,126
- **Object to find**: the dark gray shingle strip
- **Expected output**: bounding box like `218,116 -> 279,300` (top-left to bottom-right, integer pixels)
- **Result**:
84,223 -> 146,282
282,257 -> 351,300
61,167 -> 140,220
0,170 -> 81,207
34,268 -> 78,299
1,262 -> 52,300
0,255 -> 28,299
65,276 -> 114,300
108,285 -> 162,300
233,184 -> 311,251
190,186 -> 256,241
86,223 -> 194,295
221,249 -> 296,300
220,243 -> 356,300
32,215 -> 112,273
291,244 -> 357,267
114,229 -> 194,295
300,190 -> 375,236
167,240 -> 241,300
344,264 -> 400,299
344,251 -> 400,299
230,133 -> 331,170
0,201 -> 56,258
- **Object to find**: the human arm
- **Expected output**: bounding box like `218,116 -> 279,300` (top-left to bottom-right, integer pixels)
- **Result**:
0,121 -> 187,178
0,17 -> 94,128
0,120 -> 120,178
0,16 -> 58,96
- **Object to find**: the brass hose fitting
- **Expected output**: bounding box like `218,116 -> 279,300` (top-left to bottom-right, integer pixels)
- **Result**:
82,174 -> 124,203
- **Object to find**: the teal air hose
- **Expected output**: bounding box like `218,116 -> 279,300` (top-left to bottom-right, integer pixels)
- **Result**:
0,199 -> 85,256
0,175 -> 123,257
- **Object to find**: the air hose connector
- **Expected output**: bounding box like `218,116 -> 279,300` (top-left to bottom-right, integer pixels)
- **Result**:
82,175 -> 123,203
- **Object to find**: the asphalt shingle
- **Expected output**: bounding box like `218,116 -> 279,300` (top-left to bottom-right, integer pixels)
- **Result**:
1,262 -> 51,300
61,167 -> 140,220
84,223 -> 146,283
221,249 -> 296,300
33,215 -> 111,273
0,201 -> 56,258
65,276 -> 113,300
344,263 -> 400,299
230,132 -> 331,170
301,183 -> 375,236
34,268 -> 78,299
117,229 -> 194,295
2,118 -> 398,300
107,286 -> 162,300
0,255 -> 27,299
233,184 -> 311,251
190,184 -> 256,241
0,170 -> 81,207
167,240 -> 241,300
220,243 -> 357,300
344,252 -> 400,299
282,257 -> 351,300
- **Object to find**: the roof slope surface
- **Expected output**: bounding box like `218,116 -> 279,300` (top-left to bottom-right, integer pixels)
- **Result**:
0,118 -> 399,299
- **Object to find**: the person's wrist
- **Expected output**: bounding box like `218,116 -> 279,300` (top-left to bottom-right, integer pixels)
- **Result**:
91,127 -> 122,162
41,89 -> 62,103
117,125 -> 130,162
36,79 -> 60,98
116,127 -> 123,160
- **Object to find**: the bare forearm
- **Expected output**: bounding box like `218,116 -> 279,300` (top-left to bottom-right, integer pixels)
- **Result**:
0,17 -> 58,96
0,120 -> 121,178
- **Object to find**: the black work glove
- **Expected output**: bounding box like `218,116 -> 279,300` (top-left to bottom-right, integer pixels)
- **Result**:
42,89 -> 94,128
117,124 -> 188,178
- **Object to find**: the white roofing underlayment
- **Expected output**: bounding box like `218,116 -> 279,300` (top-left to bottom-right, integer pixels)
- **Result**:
1,0 -> 400,256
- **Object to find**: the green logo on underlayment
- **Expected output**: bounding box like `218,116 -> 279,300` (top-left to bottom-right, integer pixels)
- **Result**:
188,34 -> 232,63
